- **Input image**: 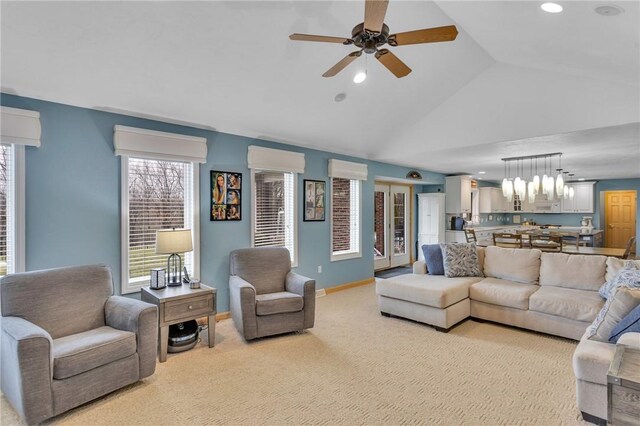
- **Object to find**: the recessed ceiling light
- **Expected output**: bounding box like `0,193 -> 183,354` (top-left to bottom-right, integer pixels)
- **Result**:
541,2 -> 563,13
578,178 -> 585,181
353,72 -> 367,84
334,93 -> 347,102
595,5 -> 623,16
478,171 -> 486,174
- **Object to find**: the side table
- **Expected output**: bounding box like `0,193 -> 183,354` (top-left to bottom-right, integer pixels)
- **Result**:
141,284 -> 217,362
607,345 -> 640,425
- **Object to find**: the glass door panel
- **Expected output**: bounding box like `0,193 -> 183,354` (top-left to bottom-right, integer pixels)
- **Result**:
374,184 -> 390,270
390,185 -> 410,267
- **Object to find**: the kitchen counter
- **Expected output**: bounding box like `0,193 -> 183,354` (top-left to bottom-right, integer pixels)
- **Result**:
466,225 -> 604,247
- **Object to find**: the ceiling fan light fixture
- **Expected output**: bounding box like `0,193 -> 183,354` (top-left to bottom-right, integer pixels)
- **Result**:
353,71 -> 367,84
541,2 -> 563,13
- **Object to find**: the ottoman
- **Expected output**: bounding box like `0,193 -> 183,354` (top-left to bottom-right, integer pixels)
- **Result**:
376,274 -> 483,331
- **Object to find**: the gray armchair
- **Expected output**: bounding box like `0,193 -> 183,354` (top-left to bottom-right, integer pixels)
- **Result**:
229,248 -> 315,340
0,264 -> 158,424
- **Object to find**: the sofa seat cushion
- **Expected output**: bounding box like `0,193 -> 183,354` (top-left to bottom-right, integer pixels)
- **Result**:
483,246 -> 541,285
539,252 -> 606,291
255,292 -> 303,316
53,326 -> 136,380
469,278 -> 539,310
572,332 -> 617,385
529,286 -> 604,322
376,274 -> 482,308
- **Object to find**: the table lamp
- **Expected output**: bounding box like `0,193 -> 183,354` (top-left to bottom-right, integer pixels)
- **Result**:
155,228 -> 193,286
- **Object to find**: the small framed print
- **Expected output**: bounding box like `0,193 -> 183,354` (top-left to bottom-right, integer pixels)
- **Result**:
304,179 -> 325,222
211,171 -> 242,221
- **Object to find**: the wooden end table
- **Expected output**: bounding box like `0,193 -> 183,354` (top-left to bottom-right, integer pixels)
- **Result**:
607,345 -> 640,425
141,284 -> 217,362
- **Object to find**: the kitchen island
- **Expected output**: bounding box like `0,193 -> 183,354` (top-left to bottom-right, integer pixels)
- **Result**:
467,225 -> 604,247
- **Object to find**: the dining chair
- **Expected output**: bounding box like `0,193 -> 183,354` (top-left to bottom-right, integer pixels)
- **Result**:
529,234 -> 563,252
492,233 -> 523,248
464,229 -> 477,244
622,236 -> 637,259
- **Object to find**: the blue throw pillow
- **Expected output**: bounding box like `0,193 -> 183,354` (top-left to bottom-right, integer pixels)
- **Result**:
422,244 -> 444,275
609,303 -> 640,343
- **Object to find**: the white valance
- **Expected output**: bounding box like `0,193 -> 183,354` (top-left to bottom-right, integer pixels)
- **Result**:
328,159 -> 368,181
0,106 -> 41,147
114,125 -> 207,163
247,145 -> 305,173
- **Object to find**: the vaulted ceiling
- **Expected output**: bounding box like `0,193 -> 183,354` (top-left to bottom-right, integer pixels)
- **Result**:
2,1 -> 638,181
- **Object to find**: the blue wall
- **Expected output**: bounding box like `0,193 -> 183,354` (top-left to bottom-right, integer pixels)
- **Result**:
1,94 -> 445,310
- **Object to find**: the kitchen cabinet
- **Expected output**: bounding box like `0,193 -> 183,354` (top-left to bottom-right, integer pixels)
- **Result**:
445,230 -> 467,243
445,176 -> 472,214
417,194 -> 446,260
479,187 -> 511,213
561,182 -> 595,213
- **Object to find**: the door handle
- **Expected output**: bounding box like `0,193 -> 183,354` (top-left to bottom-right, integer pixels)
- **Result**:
609,224 -> 614,229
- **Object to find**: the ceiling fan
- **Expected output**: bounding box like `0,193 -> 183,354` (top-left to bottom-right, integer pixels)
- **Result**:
289,0 -> 458,78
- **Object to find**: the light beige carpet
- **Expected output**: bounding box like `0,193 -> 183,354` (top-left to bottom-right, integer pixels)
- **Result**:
1,282 -> 588,425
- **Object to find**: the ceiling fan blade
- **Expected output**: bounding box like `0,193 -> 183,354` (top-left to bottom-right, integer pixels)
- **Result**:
389,25 -> 459,46
289,33 -> 353,45
364,0 -> 389,33
375,49 -> 411,78
322,51 -> 362,78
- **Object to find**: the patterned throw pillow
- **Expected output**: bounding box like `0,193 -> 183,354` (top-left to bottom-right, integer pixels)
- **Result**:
599,263 -> 640,299
587,287 -> 640,342
439,243 -> 483,278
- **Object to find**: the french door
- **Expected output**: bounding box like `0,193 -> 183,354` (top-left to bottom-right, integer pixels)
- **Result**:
374,183 -> 411,270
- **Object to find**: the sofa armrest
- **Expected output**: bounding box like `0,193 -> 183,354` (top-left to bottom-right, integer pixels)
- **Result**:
286,272 -> 315,329
413,261 -> 427,275
105,296 -> 158,379
617,332 -> 640,349
1,316 -> 54,424
229,275 -> 258,340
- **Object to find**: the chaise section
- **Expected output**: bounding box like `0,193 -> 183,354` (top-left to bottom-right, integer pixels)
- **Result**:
376,274 -> 482,331
530,286 -> 604,322
470,278 -> 539,310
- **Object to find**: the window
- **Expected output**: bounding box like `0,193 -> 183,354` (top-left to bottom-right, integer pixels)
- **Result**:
247,145 -> 304,266
121,156 -> 199,293
331,177 -> 361,260
252,170 -> 297,265
0,144 -> 24,277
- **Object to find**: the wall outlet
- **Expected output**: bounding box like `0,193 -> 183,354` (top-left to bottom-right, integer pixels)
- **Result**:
316,289 -> 326,298
317,265 -> 322,274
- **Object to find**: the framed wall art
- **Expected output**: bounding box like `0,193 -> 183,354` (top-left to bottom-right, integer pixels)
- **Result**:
210,171 -> 242,221
303,179 -> 325,222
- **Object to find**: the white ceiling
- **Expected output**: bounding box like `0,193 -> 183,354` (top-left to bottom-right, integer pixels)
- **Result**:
1,1 -> 639,180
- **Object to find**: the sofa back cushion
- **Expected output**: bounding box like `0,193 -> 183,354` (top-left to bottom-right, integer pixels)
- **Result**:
539,252 -> 606,291
483,246 -> 541,285
605,257 -> 640,283
0,264 -> 113,339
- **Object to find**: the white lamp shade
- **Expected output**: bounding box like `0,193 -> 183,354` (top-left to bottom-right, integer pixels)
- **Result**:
569,187 -> 575,200
533,175 -> 540,195
502,178 -> 509,197
155,229 -> 193,254
505,180 -> 513,202
541,174 -> 549,193
556,173 -> 564,197
527,181 -> 536,203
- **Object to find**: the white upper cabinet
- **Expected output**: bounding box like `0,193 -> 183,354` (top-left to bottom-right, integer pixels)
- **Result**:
561,182 -> 595,213
445,176 -> 472,214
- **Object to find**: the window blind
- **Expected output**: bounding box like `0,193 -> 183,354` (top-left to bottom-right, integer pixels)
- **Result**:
253,170 -> 295,262
0,145 -> 14,277
127,157 -> 194,284
332,178 -> 360,256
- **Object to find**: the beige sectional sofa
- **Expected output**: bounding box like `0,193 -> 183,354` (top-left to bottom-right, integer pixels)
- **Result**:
376,246 -> 640,424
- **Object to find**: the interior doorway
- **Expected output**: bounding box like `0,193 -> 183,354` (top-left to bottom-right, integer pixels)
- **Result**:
604,190 -> 637,248
374,182 -> 412,270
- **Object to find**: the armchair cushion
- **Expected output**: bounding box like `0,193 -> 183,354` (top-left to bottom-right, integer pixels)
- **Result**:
230,247 -> 290,294
52,326 -> 136,380
255,292 -> 303,316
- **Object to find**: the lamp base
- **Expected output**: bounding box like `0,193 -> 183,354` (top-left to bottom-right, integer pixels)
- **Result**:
166,253 -> 183,287
167,280 -> 182,287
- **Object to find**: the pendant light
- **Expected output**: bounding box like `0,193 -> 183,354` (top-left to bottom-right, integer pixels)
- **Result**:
533,158 -> 540,195
562,171 -> 570,199
568,174 -> 575,200
555,154 -> 564,197
541,156 -> 549,195
502,160 -> 509,197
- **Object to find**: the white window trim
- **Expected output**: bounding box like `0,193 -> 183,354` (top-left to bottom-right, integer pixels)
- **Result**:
330,178 -> 362,262
120,156 -> 200,294
250,169 -> 299,268
4,144 -> 26,274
